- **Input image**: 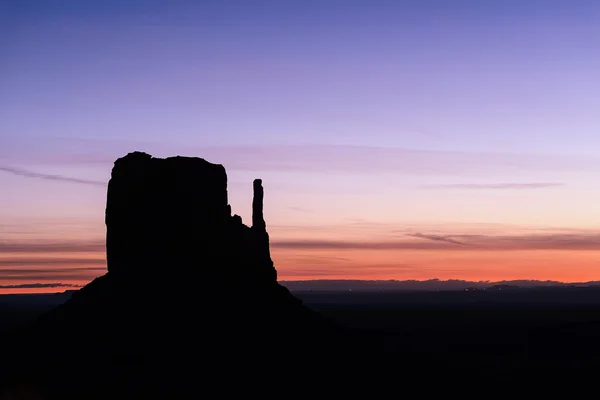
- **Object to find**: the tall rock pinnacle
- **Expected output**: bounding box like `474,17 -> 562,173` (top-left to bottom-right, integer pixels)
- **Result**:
251,178 -> 276,281
252,179 -> 266,231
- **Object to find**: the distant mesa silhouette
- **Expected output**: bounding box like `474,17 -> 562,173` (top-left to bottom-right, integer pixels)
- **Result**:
2,152 -> 352,398
104,151 -> 277,284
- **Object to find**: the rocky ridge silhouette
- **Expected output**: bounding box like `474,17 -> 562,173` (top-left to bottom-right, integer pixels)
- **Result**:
2,152 -> 354,398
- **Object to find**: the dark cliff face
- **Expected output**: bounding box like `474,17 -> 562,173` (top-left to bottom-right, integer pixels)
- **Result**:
105,151 -> 276,285
2,152 -> 349,398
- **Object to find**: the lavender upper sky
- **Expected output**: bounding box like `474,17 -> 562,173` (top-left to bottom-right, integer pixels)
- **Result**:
2,0 -> 600,286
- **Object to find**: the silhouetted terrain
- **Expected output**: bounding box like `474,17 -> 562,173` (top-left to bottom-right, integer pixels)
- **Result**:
4,286 -> 600,393
0,292 -> 72,336
0,153 -> 354,398
2,153 -> 599,397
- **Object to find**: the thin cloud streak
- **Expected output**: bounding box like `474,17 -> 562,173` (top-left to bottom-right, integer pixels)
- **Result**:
6,142 -> 600,175
3,235 -> 600,254
272,240 -> 443,250
195,145 -> 600,175
0,283 -> 83,289
0,267 -> 105,274
273,232 -> 600,251
406,233 -> 468,246
0,166 -> 106,186
272,239 -> 473,250
0,272 -> 101,281
0,241 -> 105,253
3,232 -> 600,257
420,183 -> 565,189
0,258 -> 106,266
279,264 -> 423,279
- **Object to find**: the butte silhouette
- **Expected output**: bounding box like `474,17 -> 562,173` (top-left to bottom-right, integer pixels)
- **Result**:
2,152 -> 356,398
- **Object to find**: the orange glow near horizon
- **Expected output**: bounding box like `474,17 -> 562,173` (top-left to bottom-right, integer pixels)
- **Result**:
274,249 -> 600,282
2,246 -> 600,294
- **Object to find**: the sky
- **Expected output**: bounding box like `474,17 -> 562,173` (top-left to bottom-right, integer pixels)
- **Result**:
2,0 -> 600,293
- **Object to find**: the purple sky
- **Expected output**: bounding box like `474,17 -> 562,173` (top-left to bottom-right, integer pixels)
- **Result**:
2,0 -> 600,289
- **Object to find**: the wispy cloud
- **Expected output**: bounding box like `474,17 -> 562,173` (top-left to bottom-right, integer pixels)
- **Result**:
0,270 -> 102,281
278,263 -> 420,279
0,166 -> 106,186
0,240 -> 104,253
194,145 -> 600,175
0,258 -> 105,267
0,283 -> 82,289
0,267 -> 105,274
272,239 -> 466,250
420,183 -> 564,190
278,255 -> 353,266
474,233 -> 600,251
272,231 -> 600,251
279,269 -> 355,277
3,229 -> 600,263
5,141 -> 600,176
406,233 -> 467,246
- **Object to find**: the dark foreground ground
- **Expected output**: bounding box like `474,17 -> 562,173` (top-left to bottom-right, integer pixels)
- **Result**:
298,288 -> 600,358
3,287 -> 600,391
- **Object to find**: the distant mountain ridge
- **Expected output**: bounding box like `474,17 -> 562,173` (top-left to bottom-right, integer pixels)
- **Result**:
2,279 -> 599,298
